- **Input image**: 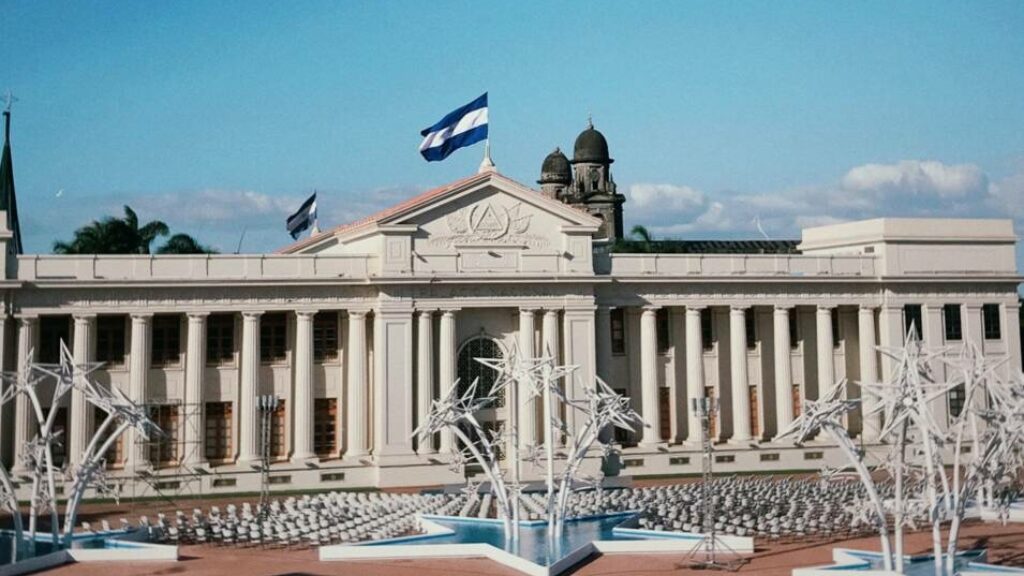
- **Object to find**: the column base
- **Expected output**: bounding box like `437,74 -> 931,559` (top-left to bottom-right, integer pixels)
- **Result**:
290,453 -> 319,466
237,455 -> 262,469
727,437 -> 753,446
342,451 -> 370,463
638,441 -> 668,451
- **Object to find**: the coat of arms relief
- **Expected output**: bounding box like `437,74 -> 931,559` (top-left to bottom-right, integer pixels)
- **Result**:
428,201 -> 550,249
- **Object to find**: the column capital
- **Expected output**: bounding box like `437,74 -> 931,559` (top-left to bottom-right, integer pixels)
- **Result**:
347,308 -> 369,319
241,310 -> 263,320
417,308 -> 436,317
964,303 -> 984,311
186,311 -> 209,320
685,305 -> 707,313
518,307 -> 536,316
816,304 -> 836,312
73,313 -> 97,322
295,309 -> 318,320
130,312 -> 153,322
729,305 -> 750,312
641,305 -> 661,313
543,308 -> 560,317
858,304 -> 877,313
439,307 -> 460,316
773,304 -> 793,312
15,314 -> 38,324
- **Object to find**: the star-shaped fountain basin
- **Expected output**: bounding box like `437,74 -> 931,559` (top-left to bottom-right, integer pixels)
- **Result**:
320,511 -> 752,576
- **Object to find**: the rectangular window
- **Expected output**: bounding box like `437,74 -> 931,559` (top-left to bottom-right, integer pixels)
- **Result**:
760,453 -> 780,462
148,405 -> 179,466
788,309 -> 799,349
705,386 -> 717,438
151,315 -> 181,366
745,308 -> 756,349
314,398 -> 338,456
749,386 -> 760,438
204,402 -> 233,462
715,454 -> 735,463
948,383 -> 966,420
613,388 -> 633,445
206,314 -> 235,364
50,407 -> 68,468
313,313 -> 340,362
700,308 -> 713,351
610,309 -> 626,355
261,313 -> 288,362
39,316 -> 71,364
831,308 -> 841,348
656,308 -> 670,354
92,406 -> 124,467
270,401 -> 286,459
904,305 -> 923,339
658,387 -> 671,440
804,451 -> 824,460
96,316 -> 126,365
943,304 -> 963,341
669,457 -> 690,465
983,304 -> 1002,340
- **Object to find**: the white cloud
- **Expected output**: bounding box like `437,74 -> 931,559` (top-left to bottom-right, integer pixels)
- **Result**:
628,183 -> 705,211
624,159 -> 1018,243
840,160 -> 988,199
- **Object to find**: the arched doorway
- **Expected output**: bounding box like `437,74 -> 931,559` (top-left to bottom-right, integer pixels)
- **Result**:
456,335 -> 506,460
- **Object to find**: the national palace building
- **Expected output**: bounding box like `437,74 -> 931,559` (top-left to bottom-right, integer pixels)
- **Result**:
0,112 -> 1021,495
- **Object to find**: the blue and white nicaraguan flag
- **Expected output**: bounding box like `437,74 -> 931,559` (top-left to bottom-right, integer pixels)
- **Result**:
286,192 -> 318,239
419,92 -> 488,162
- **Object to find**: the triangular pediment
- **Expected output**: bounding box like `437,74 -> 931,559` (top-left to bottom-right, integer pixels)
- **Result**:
282,172 -> 599,255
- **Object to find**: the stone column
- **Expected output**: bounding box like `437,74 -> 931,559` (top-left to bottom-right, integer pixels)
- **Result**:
639,307 -> 661,446
374,308 -> 415,458
517,308 -> 536,450
816,306 -> 835,400
345,310 -> 369,459
69,314 -> 95,468
292,310 -> 317,462
12,317 -> 37,473
416,310 -> 435,455
878,305 -> 904,383
729,306 -> 752,443
858,306 -> 880,442
1004,302 -> 1022,377
563,306 -> 597,440
438,309 -> 457,454
773,306 -> 794,437
542,309 -> 561,446
0,315 -> 8,468
595,306 -> 613,381
183,313 -> 207,467
684,306 -> 705,444
237,311 -> 261,466
126,313 -> 152,470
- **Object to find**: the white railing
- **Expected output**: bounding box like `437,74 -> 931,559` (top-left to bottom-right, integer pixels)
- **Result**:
607,253 -> 877,277
17,254 -> 376,282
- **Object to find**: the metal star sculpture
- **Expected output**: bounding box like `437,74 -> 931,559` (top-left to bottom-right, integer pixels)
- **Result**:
0,340 -> 161,555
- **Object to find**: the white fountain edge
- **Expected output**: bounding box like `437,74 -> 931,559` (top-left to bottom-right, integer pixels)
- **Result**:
0,529 -> 179,576
792,547 -> 1024,576
318,514 -> 754,576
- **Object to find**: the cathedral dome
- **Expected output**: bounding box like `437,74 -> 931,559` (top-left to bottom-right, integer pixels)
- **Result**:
538,147 -> 571,184
572,122 -> 613,164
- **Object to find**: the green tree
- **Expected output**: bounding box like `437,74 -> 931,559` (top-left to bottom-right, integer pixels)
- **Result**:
156,233 -> 217,255
53,205 -> 213,254
629,224 -> 654,252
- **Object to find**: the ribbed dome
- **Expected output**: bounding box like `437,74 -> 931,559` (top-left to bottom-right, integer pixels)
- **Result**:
572,123 -> 613,164
538,147 -> 571,184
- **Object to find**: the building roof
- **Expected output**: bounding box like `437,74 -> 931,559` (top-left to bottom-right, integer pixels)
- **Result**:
278,170 -> 599,254
572,123 -> 613,164
611,239 -> 800,255
0,111 -> 22,254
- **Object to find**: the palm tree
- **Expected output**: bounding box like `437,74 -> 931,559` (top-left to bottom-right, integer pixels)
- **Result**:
629,224 -> 654,253
157,233 -> 217,254
52,206 -> 216,255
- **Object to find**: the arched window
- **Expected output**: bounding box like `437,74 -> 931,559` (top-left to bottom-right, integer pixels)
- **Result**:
457,336 -> 505,407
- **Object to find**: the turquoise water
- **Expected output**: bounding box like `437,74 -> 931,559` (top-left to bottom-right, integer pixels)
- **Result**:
843,550 -> 990,575
1,531 -> 141,565
367,514 -> 648,567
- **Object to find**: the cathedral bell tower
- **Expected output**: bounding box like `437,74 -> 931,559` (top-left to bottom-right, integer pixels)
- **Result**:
538,119 -> 625,240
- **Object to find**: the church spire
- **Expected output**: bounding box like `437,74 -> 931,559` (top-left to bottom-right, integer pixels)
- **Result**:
0,95 -> 24,255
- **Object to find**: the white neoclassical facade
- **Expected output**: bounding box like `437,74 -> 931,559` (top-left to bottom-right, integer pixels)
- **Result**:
0,123 -> 1020,495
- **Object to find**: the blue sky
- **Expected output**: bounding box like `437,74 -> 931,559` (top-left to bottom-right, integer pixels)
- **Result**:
3,1 -> 1024,261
